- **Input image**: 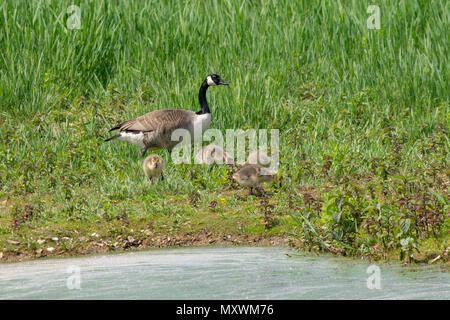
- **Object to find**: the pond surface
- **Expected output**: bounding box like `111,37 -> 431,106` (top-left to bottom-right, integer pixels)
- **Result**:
0,246 -> 449,299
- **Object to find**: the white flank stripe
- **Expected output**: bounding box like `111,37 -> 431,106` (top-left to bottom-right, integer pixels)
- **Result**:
117,132 -> 145,148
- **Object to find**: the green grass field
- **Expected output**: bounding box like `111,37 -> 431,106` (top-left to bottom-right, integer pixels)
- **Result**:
0,0 -> 448,262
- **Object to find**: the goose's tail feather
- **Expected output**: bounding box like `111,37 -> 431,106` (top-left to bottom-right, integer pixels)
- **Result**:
105,134 -> 120,142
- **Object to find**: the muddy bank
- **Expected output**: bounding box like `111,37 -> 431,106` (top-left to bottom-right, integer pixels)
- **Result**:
2,229 -> 448,265
0,231 -> 304,263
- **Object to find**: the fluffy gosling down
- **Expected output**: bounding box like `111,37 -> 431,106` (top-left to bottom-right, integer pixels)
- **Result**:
143,154 -> 164,183
194,144 -> 234,165
246,150 -> 271,167
232,164 -> 277,195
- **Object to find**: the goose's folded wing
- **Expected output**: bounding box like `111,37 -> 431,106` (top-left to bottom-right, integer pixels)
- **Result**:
112,109 -> 195,133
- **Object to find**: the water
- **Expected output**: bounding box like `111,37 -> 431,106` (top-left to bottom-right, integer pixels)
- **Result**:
0,246 -> 448,299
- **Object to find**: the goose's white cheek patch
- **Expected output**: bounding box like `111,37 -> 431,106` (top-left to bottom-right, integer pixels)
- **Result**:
206,76 -> 216,86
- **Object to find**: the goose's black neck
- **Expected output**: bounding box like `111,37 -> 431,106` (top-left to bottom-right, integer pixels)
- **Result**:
197,81 -> 210,115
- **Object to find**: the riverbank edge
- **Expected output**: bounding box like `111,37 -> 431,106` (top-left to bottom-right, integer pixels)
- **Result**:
1,231 -> 448,265
0,232 -> 294,263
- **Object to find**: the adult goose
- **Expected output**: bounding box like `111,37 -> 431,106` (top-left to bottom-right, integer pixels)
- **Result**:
106,74 -> 228,157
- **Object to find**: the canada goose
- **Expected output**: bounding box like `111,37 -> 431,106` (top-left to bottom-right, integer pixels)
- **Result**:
194,144 -> 234,165
232,164 -> 277,195
106,74 -> 228,157
143,154 -> 164,183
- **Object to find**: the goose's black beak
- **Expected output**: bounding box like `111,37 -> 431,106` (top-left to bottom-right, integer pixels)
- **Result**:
219,80 -> 229,85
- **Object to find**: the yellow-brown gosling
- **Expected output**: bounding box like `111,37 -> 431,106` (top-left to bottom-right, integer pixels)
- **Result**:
143,154 -> 164,183
232,164 -> 276,195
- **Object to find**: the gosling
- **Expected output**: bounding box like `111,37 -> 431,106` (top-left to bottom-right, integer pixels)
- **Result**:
194,144 -> 234,165
143,154 -> 164,183
246,150 -> 271,167
232,164 -> 276,195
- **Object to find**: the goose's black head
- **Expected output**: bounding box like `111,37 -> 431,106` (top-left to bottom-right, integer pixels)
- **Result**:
205,74 -> 228,87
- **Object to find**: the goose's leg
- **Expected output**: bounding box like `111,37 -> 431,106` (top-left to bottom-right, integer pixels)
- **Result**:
161,173 -> 164,181
256,186 -> 265,197
141,146 -> 149,158
165,149 -> 171,163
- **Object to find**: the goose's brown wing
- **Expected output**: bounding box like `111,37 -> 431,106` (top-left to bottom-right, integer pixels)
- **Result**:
110,109 -> 195,133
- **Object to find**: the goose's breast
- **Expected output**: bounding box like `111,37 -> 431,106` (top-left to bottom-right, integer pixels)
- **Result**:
193,113 -> 211,132
189,113 -> 211,141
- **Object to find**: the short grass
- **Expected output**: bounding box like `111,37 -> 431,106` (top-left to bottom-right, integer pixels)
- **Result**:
0,0 -> 448,262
